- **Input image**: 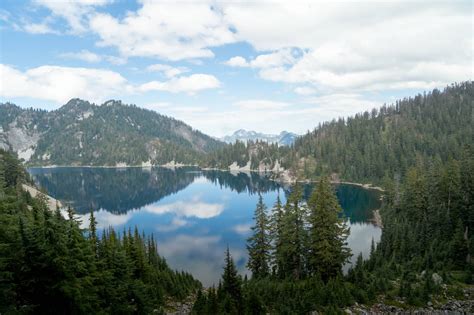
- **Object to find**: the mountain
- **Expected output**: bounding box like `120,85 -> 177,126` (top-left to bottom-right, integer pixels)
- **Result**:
0,98 -> 224,166
222,129 -> 298,146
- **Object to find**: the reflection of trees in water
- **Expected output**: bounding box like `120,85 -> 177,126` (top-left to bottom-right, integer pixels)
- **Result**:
335,184 -> 381,223
288,183 -> 381,224
30,167 -> 200,214
29,167 -> 380,223
202,171 -> 281,194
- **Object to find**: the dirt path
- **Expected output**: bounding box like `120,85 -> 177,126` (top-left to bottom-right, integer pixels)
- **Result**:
22,184 -> 62,211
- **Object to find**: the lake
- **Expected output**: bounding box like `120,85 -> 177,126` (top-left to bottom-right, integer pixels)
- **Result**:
28,167 -> 382,286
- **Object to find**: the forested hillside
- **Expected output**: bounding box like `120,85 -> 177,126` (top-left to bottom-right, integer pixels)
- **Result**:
0,99 -> 224,166
0,150 -> 201,313
192,148 -> 474,313
202,82 -> 473,184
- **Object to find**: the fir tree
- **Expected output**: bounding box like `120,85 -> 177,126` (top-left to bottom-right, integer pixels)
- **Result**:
247,195 -> 271,279
307,177 -> 351,281
219,247 -> 242,314
269,194 -> 285,277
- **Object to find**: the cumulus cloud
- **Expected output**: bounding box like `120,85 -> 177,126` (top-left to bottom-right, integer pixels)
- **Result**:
224,56 -> 249,67
88,1 -> 235,61
0,64 -> 220,103
0,64 -> 131,104
221,1 -> 471,91
26,0 -> 471,93
225,49 -> 299,69
33,0 -> 111,34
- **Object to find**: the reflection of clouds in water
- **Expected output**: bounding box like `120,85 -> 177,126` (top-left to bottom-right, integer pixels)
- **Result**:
78,209 -> 134,229
232,222 -> 252,235
156,217 -> 189,232
158,234 -> 247,286
345,223 -> 382,271
144,199 -> 224,219
191,176 -> 209,184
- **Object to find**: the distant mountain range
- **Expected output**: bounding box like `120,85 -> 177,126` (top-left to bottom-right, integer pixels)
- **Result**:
221,129 -> 298,146
0,99 -> 224,166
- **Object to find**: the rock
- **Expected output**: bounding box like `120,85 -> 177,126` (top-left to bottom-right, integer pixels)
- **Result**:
432,272 -> 443,285
344,309 -> 352,314
427,301 -> 433,307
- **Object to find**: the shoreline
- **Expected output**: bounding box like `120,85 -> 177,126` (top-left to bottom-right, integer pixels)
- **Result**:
27,164 -> 385,193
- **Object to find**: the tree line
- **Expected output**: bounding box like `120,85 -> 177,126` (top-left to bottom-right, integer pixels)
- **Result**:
201,82 -> 473,185
192,147 -> 473,313
0,149 -> 200,314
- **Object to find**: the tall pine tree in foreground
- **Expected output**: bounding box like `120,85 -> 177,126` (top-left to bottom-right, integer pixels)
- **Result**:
247,194 -> 271,279
269,193 -> 284,277
219,247 -> 243,314
307,177 -> 351,281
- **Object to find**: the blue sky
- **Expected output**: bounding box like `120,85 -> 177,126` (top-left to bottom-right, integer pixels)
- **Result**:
0,0 -> 472,137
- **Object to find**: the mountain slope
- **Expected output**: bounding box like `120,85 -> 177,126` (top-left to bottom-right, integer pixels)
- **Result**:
204,81 -> 473,183
0,99 -> 224,166
222,129 -> 298,146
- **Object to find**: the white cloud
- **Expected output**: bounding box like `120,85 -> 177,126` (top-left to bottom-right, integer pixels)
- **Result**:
225,49 -> 299,69
0,64 -> 131,104
146,64 -> 189,78
0,64 -> 219,104
294,86 -> 316,96
224,56 -> 249,67
221,1 -> 472,91
138,74 -> 220,94
60,49 -> 102,63
27,0 -> 471,93
33,0 -> 111,34
89,1 -> 235,61
23,21 -> 59,34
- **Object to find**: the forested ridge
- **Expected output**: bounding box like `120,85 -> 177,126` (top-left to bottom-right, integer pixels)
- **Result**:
202,82 -> 473,185
0,149 -> 201,314
0,99 -> 224,166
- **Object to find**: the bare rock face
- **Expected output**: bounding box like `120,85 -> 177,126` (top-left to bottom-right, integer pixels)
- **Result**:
0,117 -> 41,162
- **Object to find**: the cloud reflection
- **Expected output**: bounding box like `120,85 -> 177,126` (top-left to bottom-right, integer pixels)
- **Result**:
144,199 -> 224,219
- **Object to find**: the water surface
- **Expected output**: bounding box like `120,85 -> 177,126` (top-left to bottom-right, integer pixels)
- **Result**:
28,167 -> 381,286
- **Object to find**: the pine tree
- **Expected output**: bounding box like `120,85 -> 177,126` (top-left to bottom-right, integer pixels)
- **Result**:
279,184 -> 307,280
247,195 -> 271,279
269,194 -> 284,277
307,177 -> 351,281
89,210 -> 98,257
220,247 -> 242,314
